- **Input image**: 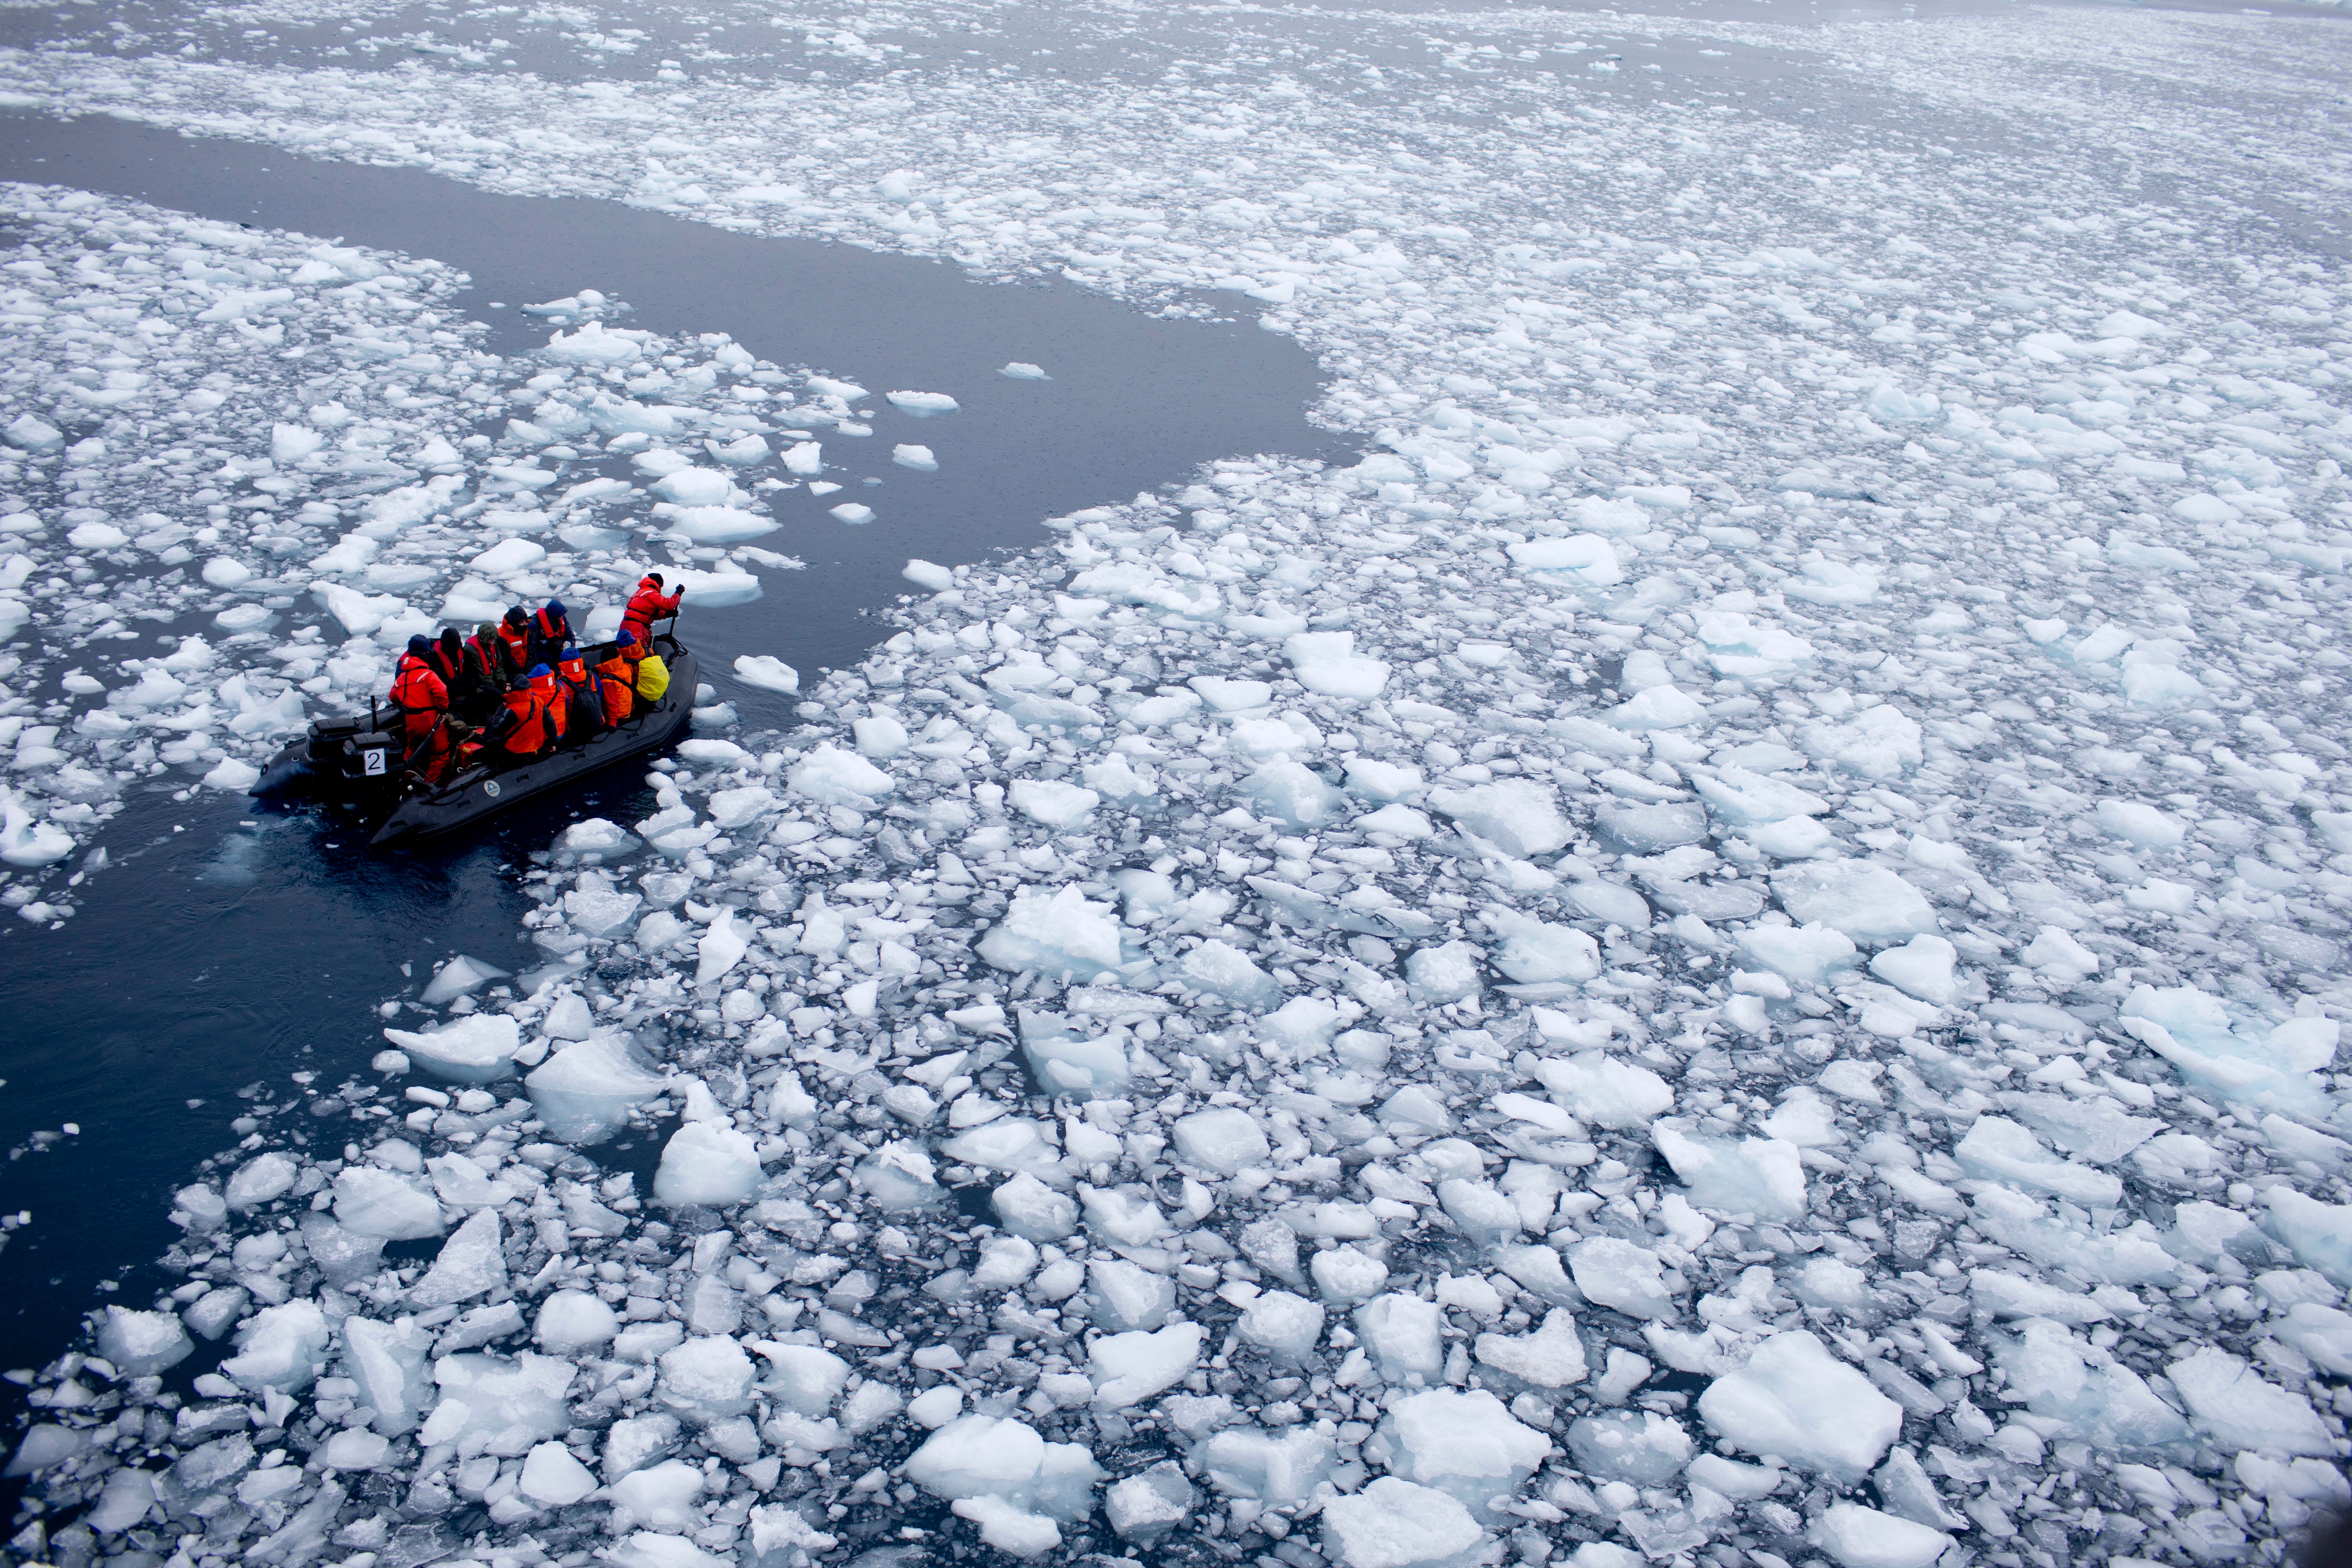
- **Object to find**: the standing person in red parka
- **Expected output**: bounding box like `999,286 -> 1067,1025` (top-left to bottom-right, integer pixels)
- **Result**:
620,572 -> 683,649
389,634 -> 454,782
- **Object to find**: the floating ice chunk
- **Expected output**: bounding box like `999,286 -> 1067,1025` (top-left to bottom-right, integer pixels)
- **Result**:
226,1151 -> 299,1211
3,414 -> 63,452
1239,760 -> 1345,830
706,786 -> 776,832
945,1117 -> 1062,1178
528,1036 -> 664,1144
980,885 -> 1126,979
1800,706 -> 1921,779
662,505 -> 777,544
1313,1247 -> 1391,1304
1697,1331 -> 1901,1482
1322,1476 -> 1487,1568
1404,940 -> 1482,1002
381,1014 -> 521,1084
333,1166 -> 444,1240
5,1426 -> 88,1479
2262,1188 -> 2352,1287
1569,1237 -> 1672,1319
658,1335 -> 757,1425
544,321 -> 652,364
2093,798 -> 2185,848
904,1415 -> 1100,1519
750,1342 -> 848,1417
1010,778 -> 1099,827
1172,1107 -> 1270,1174
1284,631 -> 1390,698
1484,909 -> 1600,985
1104,1462 -> 1191,1545
892,443 -> 938,471
902,558 -> 954,591
1809,1503 -> 1950,1568
887,390 -> 959,415
1653,1119 -> 1807,1223
1000,363 -> 1049,380
1605,685 -> 1706,731
1239,1290 -> 1327,1360
2020,924 -> 2100,985
1355,1293 -> 1445,1381
1508,534 -> 1624,587
952,1496 -> 1062,1558
1953,1117 -> 2122,1206
1197,1426 -> 1337,1504
1868,934 -> 1956,1004
608,1465 -> 705,1533
409,1210 -> 508,1307
856,1139 -> 949,1209
419,955 -> 510,1007
650,468 -> 739,506
202,756 -> 261,793
1474,1308 -> 1587,1387
789,744 -> 894,804
424,1351 -> 577,1456
1991,1319 -> 2185,1451
1175,938 -> 1284,1009
1344,758 -> 1425,803
220,1300 -> 333,1394
2118,984 -> 2336,1105
96,1306 -> 192,1377
0,789 -> 74,867
666,566 -> 762,606
1534,1055 -> 1672,1130
1090,1321 -> 1205,1408
695,908 -> 749,986
535,1289 -> 619,1354
1691,767 -> 1827,826
519,1440 -> 599,1507
470,537 -> 547,575
1771,862 -> 1936,946
1567,1410 -> 1693,1485
644,1095 -> 760,1197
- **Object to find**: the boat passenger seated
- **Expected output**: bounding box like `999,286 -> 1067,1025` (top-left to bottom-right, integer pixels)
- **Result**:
480,662 -> 566,762
595,631 -> 641,726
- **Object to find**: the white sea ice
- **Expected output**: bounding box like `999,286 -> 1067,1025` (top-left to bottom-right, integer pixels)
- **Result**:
1171,1107 -> 1270,1173
1698,1332 -> 1902,1482
653,1121 -> 763,1208
526,1036 -> 665,1144
535,1289 -> 620,1354
733,655 -> 799,695
332,1166 -> 444,1240
1089,1322 -> 1204,1408
1321,1476 -> 1486,1568
380,1014 -> 522,1084
1809,1503 -> 1951,1568
95,1307 -> 192,1377
978,886 -> 1127,979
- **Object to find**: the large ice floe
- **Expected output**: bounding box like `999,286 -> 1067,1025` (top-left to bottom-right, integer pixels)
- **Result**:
6,0 -> 2352,1565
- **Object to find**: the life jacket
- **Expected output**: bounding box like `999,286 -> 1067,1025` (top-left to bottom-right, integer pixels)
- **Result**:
621,577 -> 682,647
388,655 -> 447,741
594,651 -> 636,725
498,681 -> 550,756
495,615 -> 531,678
534,667 -> 568,743
557,649 -> 601,732
462,634 -> 504,693
422,637 -> 460,686
635,651 -> 671,703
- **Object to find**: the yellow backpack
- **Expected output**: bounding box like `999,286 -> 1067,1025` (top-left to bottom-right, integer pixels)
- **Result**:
635,652 -> 670,702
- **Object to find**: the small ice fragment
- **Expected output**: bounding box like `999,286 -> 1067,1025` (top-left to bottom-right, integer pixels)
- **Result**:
887,390 -> 959,415
903,559 -> 954,591
999,363 -> 1049,380
892,444 -> 938,471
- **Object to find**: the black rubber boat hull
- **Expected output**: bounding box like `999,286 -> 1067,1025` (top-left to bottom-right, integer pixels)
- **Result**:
251,641 -> 701,850
368,646 -> 701,848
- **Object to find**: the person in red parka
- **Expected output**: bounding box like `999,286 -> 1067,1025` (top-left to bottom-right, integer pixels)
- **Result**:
620,573 -> 683,649
388,634 -> 454,781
